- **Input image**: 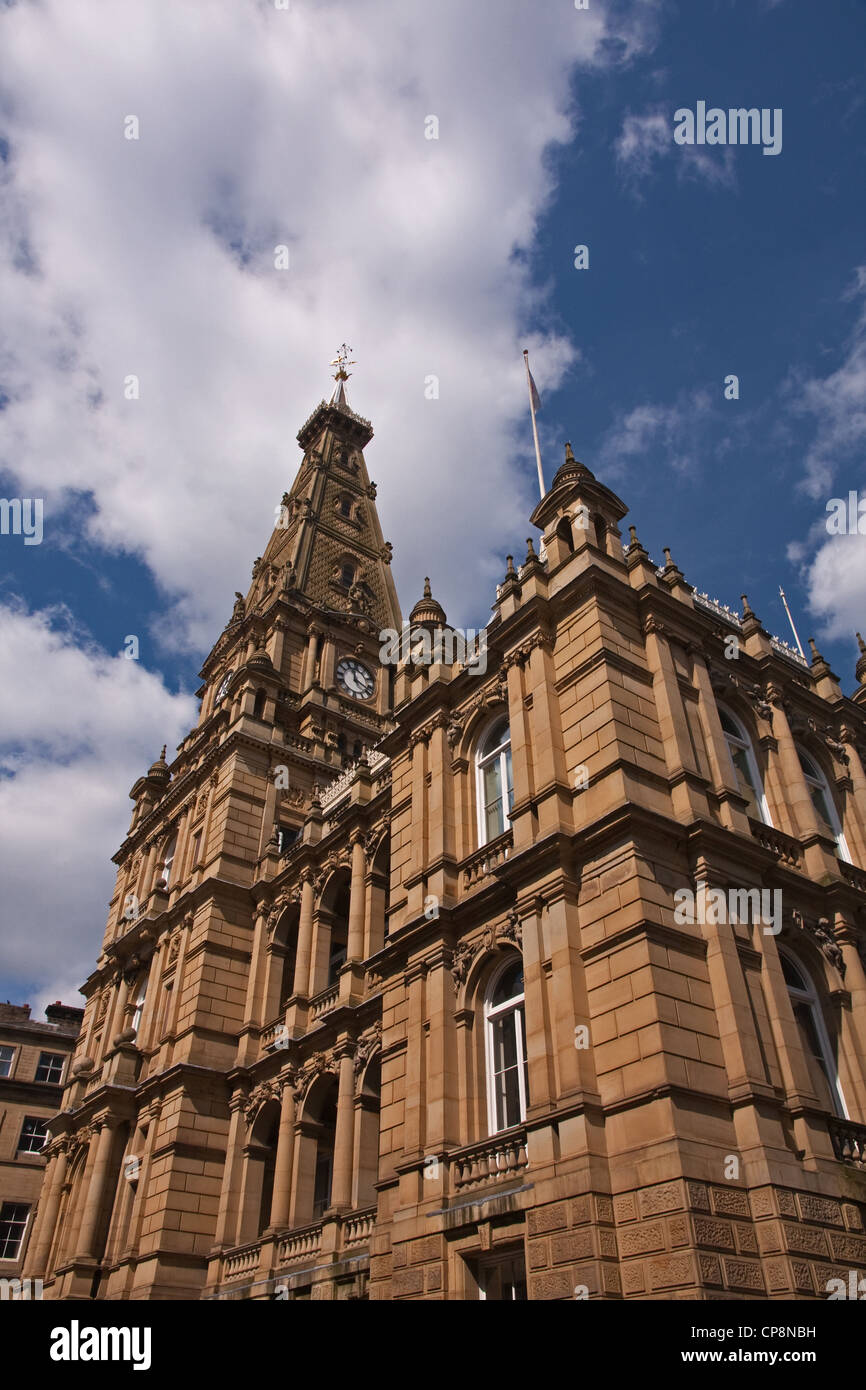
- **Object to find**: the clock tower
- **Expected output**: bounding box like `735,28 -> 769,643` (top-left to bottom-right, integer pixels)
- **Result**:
197,348 -> 401,808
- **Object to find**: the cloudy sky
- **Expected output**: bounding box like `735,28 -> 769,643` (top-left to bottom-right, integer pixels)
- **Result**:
0,0 -> 863,1010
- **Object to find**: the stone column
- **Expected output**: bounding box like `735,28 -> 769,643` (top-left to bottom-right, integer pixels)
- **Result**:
268,1076 -> 297,1230
347,833 -> 367,962
504,656 -> 533,851
105,971 -> 131,1046
24,1143 -> 68,1279
75,1117 -> 117,1261
330,1048 -> 356,1210
835,918 -> 866,1114
211,1097 -> 248,1254
839,725 -> 866,865
293,873 -> 315,997
766,686 -> 835,878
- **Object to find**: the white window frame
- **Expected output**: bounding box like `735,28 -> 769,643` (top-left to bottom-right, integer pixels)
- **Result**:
34,1052 -> 65,1085
484,957 -> 529,1136
158,832 -> 178,889
779,947 -> 848,1118
797,747 -> 852,863
0,1203 -> 32,1262
17,1116 -> 48,1155
0,1045 -> 16,1080
475,717 -> 514,847
131,969 -> 150,1035
718,705 -> 773,826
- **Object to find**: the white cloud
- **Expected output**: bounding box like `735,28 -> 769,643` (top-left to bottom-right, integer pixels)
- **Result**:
0,601 -> 197,1007
784,267 -> 866,649
0,0 -> 661,1005
596,388 -> 714,479
0,0 -> 658,648
615,107 -> 735,191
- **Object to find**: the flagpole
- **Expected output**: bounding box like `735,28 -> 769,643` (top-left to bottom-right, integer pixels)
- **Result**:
779,585 -> 806,660
523,349 -> 545,499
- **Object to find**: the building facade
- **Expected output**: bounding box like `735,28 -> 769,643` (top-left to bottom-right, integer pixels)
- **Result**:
29,374 -> 866,1301
0,1001 -> 83,1284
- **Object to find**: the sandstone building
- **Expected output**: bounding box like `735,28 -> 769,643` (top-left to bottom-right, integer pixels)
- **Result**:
28,369 -> 866,1300
0,1000 -> 83,1283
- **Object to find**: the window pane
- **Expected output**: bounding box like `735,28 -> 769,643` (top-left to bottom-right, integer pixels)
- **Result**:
0,1204 -> 30,1260
504,747 -> 514,812
483,760 -> 504,839
491,961 -> 524,1008
808,784 -> 836,838
491,1012 -> 522,1130
729,744 -> 759,817
0,1046 -> 14,1079
35,1053 -> 64,1084
793,1002 -> 840,1115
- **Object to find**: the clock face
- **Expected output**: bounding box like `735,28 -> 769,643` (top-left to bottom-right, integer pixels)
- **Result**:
216,671 -> 233,702
336,657 -> 375,700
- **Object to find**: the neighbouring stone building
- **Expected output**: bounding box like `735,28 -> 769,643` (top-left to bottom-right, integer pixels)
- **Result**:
0,1001 -> 83,1283
28,367 -> 866,1301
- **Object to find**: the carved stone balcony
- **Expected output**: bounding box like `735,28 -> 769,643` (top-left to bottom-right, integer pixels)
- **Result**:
222,1239 -> 262,1283
275,1220 -> 323,1266
450,1127 -> 529,1192
309,982 -> 340,1022
462,831 -> 513,891
840,861 -> 866,895
748,819 -> 804,870
828,1117 -> 866,1167
342,1206 -> 376,1249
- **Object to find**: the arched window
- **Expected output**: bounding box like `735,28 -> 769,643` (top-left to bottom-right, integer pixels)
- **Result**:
485,957 -> 529,1134
797,747 -> 852,863
779,949 -> 847,1117
718,706 -> 772,825
157,833 -> 177,889
476,718 -> 513,845
339,562 -> 355,588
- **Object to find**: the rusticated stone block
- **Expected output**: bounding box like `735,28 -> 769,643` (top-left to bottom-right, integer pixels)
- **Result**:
734,1224 -> 758,1255
392,1267 -> 424,1297
749,1188 -> 775,1220
410,1235 -> 441,1264
551,1229 -> 595,1265
756,1221 -> 783,1254
528,1239 -> 548,1271
614,1194 -> 637,1223
698,1253 -> 721,1285
392,1244 -> 408,1268
426,1265 -> 442,1292
686,1181 -> 711,1212
722,1258 -> 764,1293
843,1203 -> 865,1232
648,1254 -> 696,1290
530,1270 -> 573,1301
639,1181 -> 684,1218
782,1223 -> 829,1258
571,1195 -> 591,1225
599,1228 -> 617,1259
602,1264 -> 622,1295
528,1202 -> 567,1235
709,1187 -> 749,1218
796,1194 -> 843,1227
763,1258 -> 791,1293
791,1261 -> 814,1294
623,1263 -> 645,1295
618,1220 -> 666,1257
370,1254 -> 392,1279
694,1216 -> 735,1250
595,1195 -> 614,1224
829,1232 -> 866,1263
668,1215 -> 690,1248
777,1190 -> 797,1217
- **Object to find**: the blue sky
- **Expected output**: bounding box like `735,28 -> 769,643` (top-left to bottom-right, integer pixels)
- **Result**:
0,0 -> 863,1007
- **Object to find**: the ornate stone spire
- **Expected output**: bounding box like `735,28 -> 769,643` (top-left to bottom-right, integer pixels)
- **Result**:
409,577 -> 447,631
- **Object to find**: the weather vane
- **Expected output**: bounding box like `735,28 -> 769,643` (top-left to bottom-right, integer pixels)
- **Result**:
329,343 -> 356,381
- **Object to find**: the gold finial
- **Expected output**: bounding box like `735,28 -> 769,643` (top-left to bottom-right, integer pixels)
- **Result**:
329,342 -> 357,382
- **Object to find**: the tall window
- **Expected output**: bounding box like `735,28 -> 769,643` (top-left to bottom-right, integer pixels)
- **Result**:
131,969 -> 149,1035
157,833 -> 178,889
0,1204 -> 30,1260
718,706 -> 772,825
0,1046 -> 15,1079
18,1117 -> 48,1154
485,958 -> 529,1134
797,748 -> 852,863
476,718 -> 513,845
780,950 -> 846,1117
474,1249 -> 528,1301
35,1052 -> 65,1084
